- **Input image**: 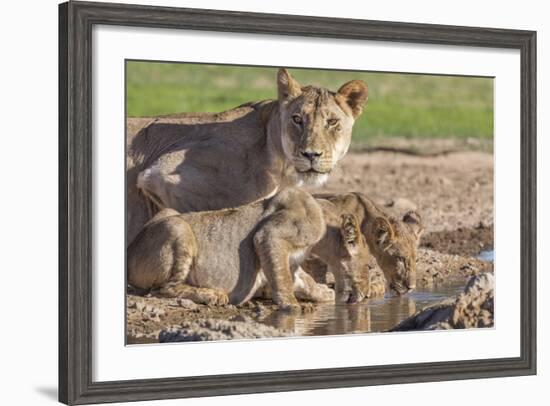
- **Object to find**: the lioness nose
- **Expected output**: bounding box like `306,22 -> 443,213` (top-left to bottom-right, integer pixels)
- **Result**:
301,151 -> 323,161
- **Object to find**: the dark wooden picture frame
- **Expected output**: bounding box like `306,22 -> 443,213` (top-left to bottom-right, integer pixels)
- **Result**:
59,1 -> 537,404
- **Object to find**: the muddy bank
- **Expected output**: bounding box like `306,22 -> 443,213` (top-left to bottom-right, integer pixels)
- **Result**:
127,295 -> 313,344
159,317 -> 289,342
416,248 -> 493,287
390,273 -> 494,331
421,223 -> 494,257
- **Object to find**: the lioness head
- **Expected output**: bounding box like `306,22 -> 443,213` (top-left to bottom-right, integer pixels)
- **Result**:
338,213 -> 372,304
371,211 -> 424,295
277,68 -> 368,186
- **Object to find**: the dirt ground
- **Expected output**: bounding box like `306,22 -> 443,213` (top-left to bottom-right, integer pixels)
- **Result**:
127,147 -> 494,343
308,149 -> 493,234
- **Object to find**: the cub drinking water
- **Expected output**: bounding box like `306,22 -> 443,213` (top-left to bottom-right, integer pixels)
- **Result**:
310,192 -> 424,301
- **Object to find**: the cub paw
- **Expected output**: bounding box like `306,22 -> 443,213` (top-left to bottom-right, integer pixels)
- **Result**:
200,289 -> 229,306
214,291 -> 230,306
276,297 -> 301,313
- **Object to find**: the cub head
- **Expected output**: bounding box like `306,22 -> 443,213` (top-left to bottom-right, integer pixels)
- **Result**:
277,68 -> 368,186
371,211 -> 424,295
338,213 -> 372,304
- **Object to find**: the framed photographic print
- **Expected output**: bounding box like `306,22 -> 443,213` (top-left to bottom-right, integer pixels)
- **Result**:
59,1 -> 537,404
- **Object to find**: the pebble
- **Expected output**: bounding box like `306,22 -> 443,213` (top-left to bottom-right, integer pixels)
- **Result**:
152,307 -> 165,317
177,298 -> 198,310
253,304 -> 266,315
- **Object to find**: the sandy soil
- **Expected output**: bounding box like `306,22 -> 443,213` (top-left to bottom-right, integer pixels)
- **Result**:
307,150 -> 493,234
127,149 -> 494,343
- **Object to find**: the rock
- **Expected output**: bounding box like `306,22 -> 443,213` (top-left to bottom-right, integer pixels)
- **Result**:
452,273 -> 494,328
241,302 -> 255,309
135,301 -> 145,312
177,298 -> 198,310
229,314 -> 250,323
390,273 -> 494,331
151,307 -> 165,317
159,319 -> 289,342
253,303 -> 266,315
475,221 -> 486,229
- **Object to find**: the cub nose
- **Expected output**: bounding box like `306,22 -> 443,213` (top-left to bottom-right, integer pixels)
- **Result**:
301,151 -> 323,161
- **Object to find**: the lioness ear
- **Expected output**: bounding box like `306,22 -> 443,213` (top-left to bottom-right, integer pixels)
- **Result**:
277,68 -> 302,101
403,210 -> 424,239
340,213 -> 361,255
374,217 -> 395,247
277,68 -> 302,102
337,80 -> 368,118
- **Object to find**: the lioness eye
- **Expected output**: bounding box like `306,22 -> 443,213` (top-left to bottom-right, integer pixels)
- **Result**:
327,118 -> 339,126
292,115 -> 303,125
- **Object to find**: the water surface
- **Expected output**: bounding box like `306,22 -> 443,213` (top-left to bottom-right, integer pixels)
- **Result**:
258,280 -> 466,336
478,250 -> 494,262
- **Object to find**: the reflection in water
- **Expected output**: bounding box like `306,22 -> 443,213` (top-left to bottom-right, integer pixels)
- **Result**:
258,280 -> 465,336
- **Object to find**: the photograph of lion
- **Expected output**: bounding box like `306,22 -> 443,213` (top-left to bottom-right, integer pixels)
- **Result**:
126,63 -> 494,344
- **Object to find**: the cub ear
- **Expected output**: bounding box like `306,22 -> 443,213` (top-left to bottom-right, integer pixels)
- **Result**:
277,68 -> 302,102
403,210 -> 424,239
337,80 -> 368,118
374,216 -> 395,247
340,213 -> 362,255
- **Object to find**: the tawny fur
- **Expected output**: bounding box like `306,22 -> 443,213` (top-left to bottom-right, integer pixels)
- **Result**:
127,189 -> 373,309
311,192 -> 424,297
128,188 -> 327,309
257,213 -> 372,305
126,69 -> 368,245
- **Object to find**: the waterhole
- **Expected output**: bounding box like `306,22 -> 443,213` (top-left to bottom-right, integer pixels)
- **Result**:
257,279 -> 466,336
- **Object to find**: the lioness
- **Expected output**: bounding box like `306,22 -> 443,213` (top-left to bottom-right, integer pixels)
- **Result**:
127,188 -> 370,309
127,69 -> 368,244
311,192 -> 424,298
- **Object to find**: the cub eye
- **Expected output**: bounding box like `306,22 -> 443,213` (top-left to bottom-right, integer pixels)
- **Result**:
327,118 -> 339,126
292,115 -> 303,125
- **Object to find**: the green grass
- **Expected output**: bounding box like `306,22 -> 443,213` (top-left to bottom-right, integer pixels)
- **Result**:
126,61 -> 493,143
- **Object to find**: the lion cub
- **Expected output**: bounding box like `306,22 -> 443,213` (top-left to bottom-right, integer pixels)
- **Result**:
309,192 -> 424,301
128,188 -> 370,309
